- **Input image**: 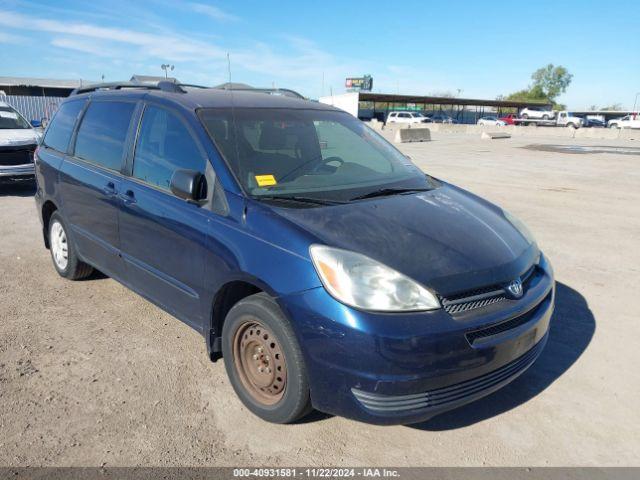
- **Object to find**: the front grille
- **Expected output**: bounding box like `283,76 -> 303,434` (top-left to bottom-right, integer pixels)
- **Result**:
465,291 -> 551,344
440,265 -> 537,315
352,336 -> 546,414
0,146 -> 36,166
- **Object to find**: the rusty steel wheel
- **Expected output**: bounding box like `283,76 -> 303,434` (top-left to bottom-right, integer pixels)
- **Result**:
222,292 -> 312,423
232,319 -> 287,405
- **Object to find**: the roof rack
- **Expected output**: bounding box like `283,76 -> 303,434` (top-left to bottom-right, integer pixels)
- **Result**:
70,80 -> 196,96
70,81 -> 304,99
216,86 -> 305,99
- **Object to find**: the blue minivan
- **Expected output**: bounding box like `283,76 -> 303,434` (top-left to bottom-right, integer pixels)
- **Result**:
34,82 -> 554,425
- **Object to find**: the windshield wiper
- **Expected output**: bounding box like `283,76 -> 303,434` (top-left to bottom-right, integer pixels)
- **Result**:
256,195 -> 346,206
349,187 -> 431,201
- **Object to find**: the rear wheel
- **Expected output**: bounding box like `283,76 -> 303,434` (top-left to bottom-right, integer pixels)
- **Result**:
542,114 -> 549,120
48,212 -> 93,280
521,113 -> 529,119
222,293 -> 312,423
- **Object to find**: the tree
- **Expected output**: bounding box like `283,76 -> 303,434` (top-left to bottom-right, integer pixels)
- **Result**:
500,64 -> 573,109
602,103 -> 623,111
531,64 -> 573,102
502,84 -> 547,103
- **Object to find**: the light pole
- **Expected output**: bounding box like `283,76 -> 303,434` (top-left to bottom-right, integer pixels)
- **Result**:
161,64 -> 174,79
633,92 -> 640,113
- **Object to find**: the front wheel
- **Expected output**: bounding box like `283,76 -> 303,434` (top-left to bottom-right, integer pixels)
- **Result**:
609,124 -> 618,129
48,212 -> 93,280
222,293 -> 312,424
521,113 -> 529,119
542,114 -> 549,120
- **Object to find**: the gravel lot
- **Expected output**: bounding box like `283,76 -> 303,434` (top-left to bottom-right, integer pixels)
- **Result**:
1,132 -> 639,466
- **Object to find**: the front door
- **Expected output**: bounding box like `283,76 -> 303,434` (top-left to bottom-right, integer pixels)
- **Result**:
118,104 -> 210,328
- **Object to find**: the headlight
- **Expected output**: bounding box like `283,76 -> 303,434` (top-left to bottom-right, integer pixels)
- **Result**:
309,245 -> 440,312
504,210 -> 536,245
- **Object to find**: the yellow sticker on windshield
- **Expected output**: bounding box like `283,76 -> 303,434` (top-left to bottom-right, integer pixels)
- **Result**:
255,174 -> 277,187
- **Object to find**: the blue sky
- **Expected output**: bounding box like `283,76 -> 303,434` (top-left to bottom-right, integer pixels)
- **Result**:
1,0 -> 639,109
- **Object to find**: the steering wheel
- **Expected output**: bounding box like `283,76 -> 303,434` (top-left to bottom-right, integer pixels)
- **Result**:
311,156 -> 344,174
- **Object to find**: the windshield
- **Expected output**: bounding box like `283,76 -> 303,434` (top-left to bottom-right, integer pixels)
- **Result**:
199,108 -> 432,202
0,106 -> 31,130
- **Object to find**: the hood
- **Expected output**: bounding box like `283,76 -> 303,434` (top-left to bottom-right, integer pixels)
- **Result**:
272,184 -> 538,295
0,129 -> 40,147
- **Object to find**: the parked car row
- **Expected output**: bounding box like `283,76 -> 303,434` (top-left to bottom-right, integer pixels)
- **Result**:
387,109 -> 640,130
480,111 -> 610,129
386,111 -> 456,125
385,108 -> 640,130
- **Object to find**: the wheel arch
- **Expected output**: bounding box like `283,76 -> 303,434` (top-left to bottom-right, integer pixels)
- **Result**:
207,278 -> 271,362
41,200 -> 59,249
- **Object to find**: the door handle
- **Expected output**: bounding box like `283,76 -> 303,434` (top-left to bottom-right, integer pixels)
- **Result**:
102,182 -> 116,196
118,189 -> 136,205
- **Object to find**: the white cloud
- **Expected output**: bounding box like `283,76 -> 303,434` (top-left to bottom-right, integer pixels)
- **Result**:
0,31 -> 27,44
0,9 -> 397,98
50,37 -> 119,58
0,11 -> 227,62
187,3 -> 238,22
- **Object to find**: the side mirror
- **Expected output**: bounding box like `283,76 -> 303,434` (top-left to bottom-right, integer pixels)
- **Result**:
30,119 -> 42,128
170,169 -> 207,203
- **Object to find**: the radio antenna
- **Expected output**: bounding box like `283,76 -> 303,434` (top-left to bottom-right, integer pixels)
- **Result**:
226,52 -> 242,200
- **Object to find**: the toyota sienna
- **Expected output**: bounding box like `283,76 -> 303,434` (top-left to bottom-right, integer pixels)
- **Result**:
34,82 -> 554,425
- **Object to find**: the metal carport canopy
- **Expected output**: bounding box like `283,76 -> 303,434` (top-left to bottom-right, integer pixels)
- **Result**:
357,92 -> 551,109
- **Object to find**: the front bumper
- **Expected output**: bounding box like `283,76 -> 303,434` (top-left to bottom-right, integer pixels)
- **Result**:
281,255 -> 554,425
0,164 -> 35,180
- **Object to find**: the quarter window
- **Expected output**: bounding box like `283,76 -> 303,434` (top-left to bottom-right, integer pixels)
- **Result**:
133,105 -> 205,191
74,101 -> 135,171
43,101 -> 85,153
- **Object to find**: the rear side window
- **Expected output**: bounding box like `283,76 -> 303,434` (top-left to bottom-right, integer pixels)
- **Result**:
132,105 -> 205,191
43,101 -> 85,152
74,101 -> 135,171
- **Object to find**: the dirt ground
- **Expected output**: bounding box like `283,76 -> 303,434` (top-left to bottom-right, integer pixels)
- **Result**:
1,133 -> 639,466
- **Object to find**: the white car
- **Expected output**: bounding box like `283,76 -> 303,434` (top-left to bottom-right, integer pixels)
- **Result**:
477,116 -> 506,126
519,107 -> 555,120
0,101 -> 41,183
386,111 -> 432,125
607,114 -> 640,129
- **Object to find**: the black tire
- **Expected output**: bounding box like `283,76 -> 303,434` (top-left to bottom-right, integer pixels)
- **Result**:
542,114 -> 549,120
521,113 -> 529,119
48,212 -> 93,280
222,292 -> 312,424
